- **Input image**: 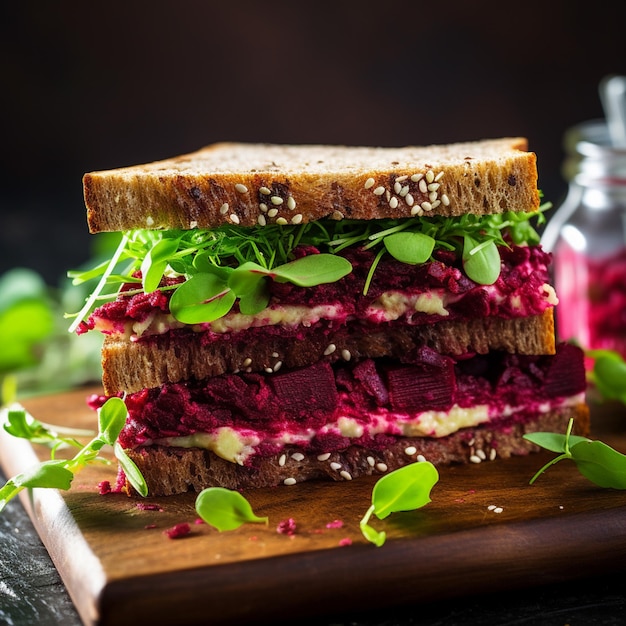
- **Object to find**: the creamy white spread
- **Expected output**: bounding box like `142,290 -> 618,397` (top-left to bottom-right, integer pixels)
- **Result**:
205,304 -> 345,333
149,393 -> 584,465
95,282 -> 556,341
365,289 -> 453,322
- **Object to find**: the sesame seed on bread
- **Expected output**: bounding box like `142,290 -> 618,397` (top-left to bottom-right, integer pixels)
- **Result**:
83,138 -> 540,233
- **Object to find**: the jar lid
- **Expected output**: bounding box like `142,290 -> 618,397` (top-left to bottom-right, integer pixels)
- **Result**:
563,119 -> 626,186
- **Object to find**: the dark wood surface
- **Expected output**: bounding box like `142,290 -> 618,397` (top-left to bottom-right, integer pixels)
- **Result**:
2,388 -> 626,626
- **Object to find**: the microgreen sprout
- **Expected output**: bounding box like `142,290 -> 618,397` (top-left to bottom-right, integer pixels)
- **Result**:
359,461 -> 439,547
66,207 -> 546,329
462,236 -> 500,285
524,418 -> 626,489
0,397 -> 147,513
195,487 -> 268,531
169,253 -> 352,322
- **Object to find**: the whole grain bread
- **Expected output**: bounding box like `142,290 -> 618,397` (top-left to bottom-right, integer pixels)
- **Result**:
123,402 -> 589,496
83,139 -> 539,233
101,309 -> 555,395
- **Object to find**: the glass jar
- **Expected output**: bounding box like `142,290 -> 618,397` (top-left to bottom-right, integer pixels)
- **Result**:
541,119 -> 626,357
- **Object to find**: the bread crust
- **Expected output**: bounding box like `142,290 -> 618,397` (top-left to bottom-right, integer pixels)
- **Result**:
83,139 -> 539,233
123,402 -> 589,496
101,309 -> 555,395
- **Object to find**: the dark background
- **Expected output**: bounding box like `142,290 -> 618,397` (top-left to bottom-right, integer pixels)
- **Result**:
2,1 -> 625,286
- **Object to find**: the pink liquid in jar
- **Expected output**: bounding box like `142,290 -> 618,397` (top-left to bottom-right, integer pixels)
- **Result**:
555,242 -> 626,358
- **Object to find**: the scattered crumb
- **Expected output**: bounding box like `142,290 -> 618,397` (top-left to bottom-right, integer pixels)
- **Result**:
136,502 -> 164,512
277,518 -> 297,535
144,524 -> 157,530
325,519 -> 344,529
114,468 -> 127,493
97,481 -> 111,495
339,538 -> 353,547
487,505 -> 503,514
455,489 -> 476,503
163,523 -> 191,539
249,536 -> 258,541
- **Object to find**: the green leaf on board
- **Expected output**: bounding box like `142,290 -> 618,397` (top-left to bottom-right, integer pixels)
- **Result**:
525,418 -> 626,489
195,487 -> 269,531
359,461 -> 439,546
0,397 -> 148,514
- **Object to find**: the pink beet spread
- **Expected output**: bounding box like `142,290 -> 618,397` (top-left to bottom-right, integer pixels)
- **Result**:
79,244 -> 554,338
108,343 -> 586,461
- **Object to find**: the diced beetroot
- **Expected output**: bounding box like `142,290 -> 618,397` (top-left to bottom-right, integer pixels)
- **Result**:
75,320 -> 93,335
270,361 -> 338,413
543,343 -> 587,397
425,260 -> 448,284
385,348 -> 456,412
496,355 -> 539,390
125,288 -> 171,320
352,359 -> 389,405
452,288 -> 492,317
414,346 -> 453,368
114,340 -> 587,451
86,393 -> 109,410
163,523 -> 191,539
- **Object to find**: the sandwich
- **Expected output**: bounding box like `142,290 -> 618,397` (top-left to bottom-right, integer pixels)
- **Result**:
70,139 -> 590,496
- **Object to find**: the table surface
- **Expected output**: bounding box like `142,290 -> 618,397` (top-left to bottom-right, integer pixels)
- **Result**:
3,471 -> 626,626
4,389 -> 626,626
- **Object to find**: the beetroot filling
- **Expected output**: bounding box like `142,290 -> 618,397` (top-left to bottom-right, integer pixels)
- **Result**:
115,343 -> 586,460
80,244 -> 554,335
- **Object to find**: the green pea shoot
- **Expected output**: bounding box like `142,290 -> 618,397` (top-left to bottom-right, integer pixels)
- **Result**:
195,487 -> 268,531
67,206 -> 547,330
524,418 -> 626,489
359,461 -> 439,547
0,397 -> 147,513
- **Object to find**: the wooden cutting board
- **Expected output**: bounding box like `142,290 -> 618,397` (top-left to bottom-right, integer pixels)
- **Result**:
2,387 -> 626,626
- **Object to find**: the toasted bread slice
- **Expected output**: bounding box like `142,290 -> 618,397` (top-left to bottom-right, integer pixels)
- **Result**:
83,138 -> 539,233
101,310 -> 555,395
